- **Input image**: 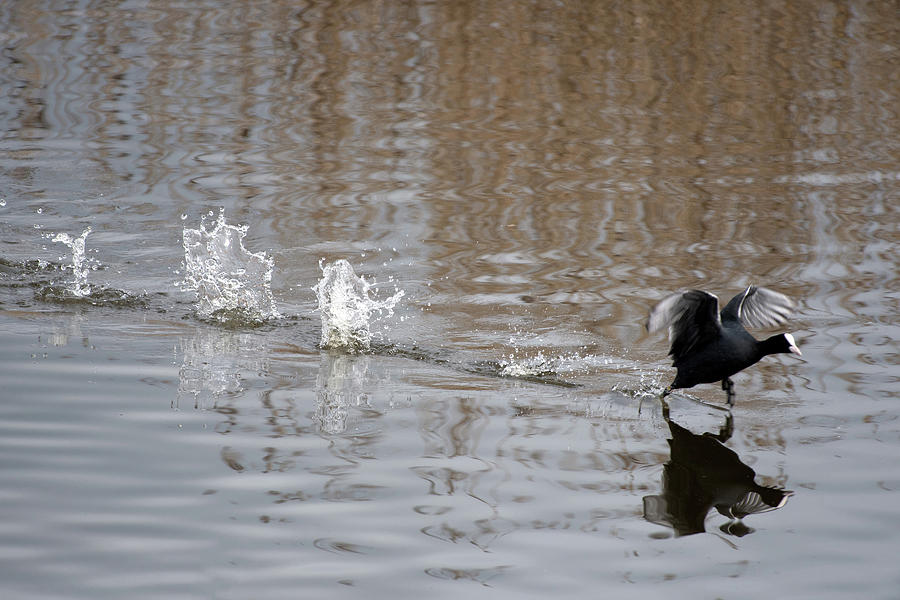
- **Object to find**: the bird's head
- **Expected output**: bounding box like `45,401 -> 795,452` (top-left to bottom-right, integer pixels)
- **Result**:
782,332 -> 802,356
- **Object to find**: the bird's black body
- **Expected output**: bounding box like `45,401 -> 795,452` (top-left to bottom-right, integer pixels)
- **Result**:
671,322 -> 761,389
646,286 -> 801,405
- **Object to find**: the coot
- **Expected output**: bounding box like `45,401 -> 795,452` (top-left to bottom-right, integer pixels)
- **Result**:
646,285 -> 801,405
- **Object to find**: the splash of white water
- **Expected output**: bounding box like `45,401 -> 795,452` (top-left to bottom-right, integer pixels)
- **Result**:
178,210 -> 280,324
313,259 -> 404,352
50,227 -> 94,297
498,339 -> 630,380
499,351 -> 562,377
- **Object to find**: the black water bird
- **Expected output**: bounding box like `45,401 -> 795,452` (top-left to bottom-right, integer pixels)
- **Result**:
646,285 -> 801,405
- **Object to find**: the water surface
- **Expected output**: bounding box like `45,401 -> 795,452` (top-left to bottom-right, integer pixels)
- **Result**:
1,1 -> 899,598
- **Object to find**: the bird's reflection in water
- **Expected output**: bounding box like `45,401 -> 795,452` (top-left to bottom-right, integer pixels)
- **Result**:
644,407 -> 792,537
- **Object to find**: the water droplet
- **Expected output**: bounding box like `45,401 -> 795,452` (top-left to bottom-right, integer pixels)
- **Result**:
0,199 -> 6,207
36,207 -> 43,214
180,213 -> 187,220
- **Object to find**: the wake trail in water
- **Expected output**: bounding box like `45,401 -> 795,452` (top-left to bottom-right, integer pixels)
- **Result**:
13,215 -> 654,393
310,259 -> 649,389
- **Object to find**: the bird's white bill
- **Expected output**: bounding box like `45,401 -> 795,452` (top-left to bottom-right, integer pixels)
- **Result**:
785,333 -> 802,356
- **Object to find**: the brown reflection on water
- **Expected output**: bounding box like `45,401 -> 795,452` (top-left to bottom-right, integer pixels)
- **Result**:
7,3 -> 895,209
39,0 -> 883,350
6,1 -> 896,338
2,0 -> 895,393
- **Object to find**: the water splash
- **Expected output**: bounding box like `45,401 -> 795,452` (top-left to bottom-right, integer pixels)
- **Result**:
313,259 -> 404,352
50,227 -> 94,297
27,228 -> 142,307
498,345 -> 625,378
498,351 -> 566,378
178,210 -> 280,326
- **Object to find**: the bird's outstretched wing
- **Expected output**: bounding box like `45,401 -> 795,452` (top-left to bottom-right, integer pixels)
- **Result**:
647,290 -> 721,360
720,285 -> 795,328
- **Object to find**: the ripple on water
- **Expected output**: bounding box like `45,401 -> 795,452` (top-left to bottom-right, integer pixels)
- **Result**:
313,537 -> 376,555
424,565 -> 513,585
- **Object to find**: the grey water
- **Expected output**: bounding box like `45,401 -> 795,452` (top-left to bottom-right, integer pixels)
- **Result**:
1,1 -> 899,598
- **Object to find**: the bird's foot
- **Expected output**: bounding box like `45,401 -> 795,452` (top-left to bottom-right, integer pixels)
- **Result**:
660,395 -> 670,421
